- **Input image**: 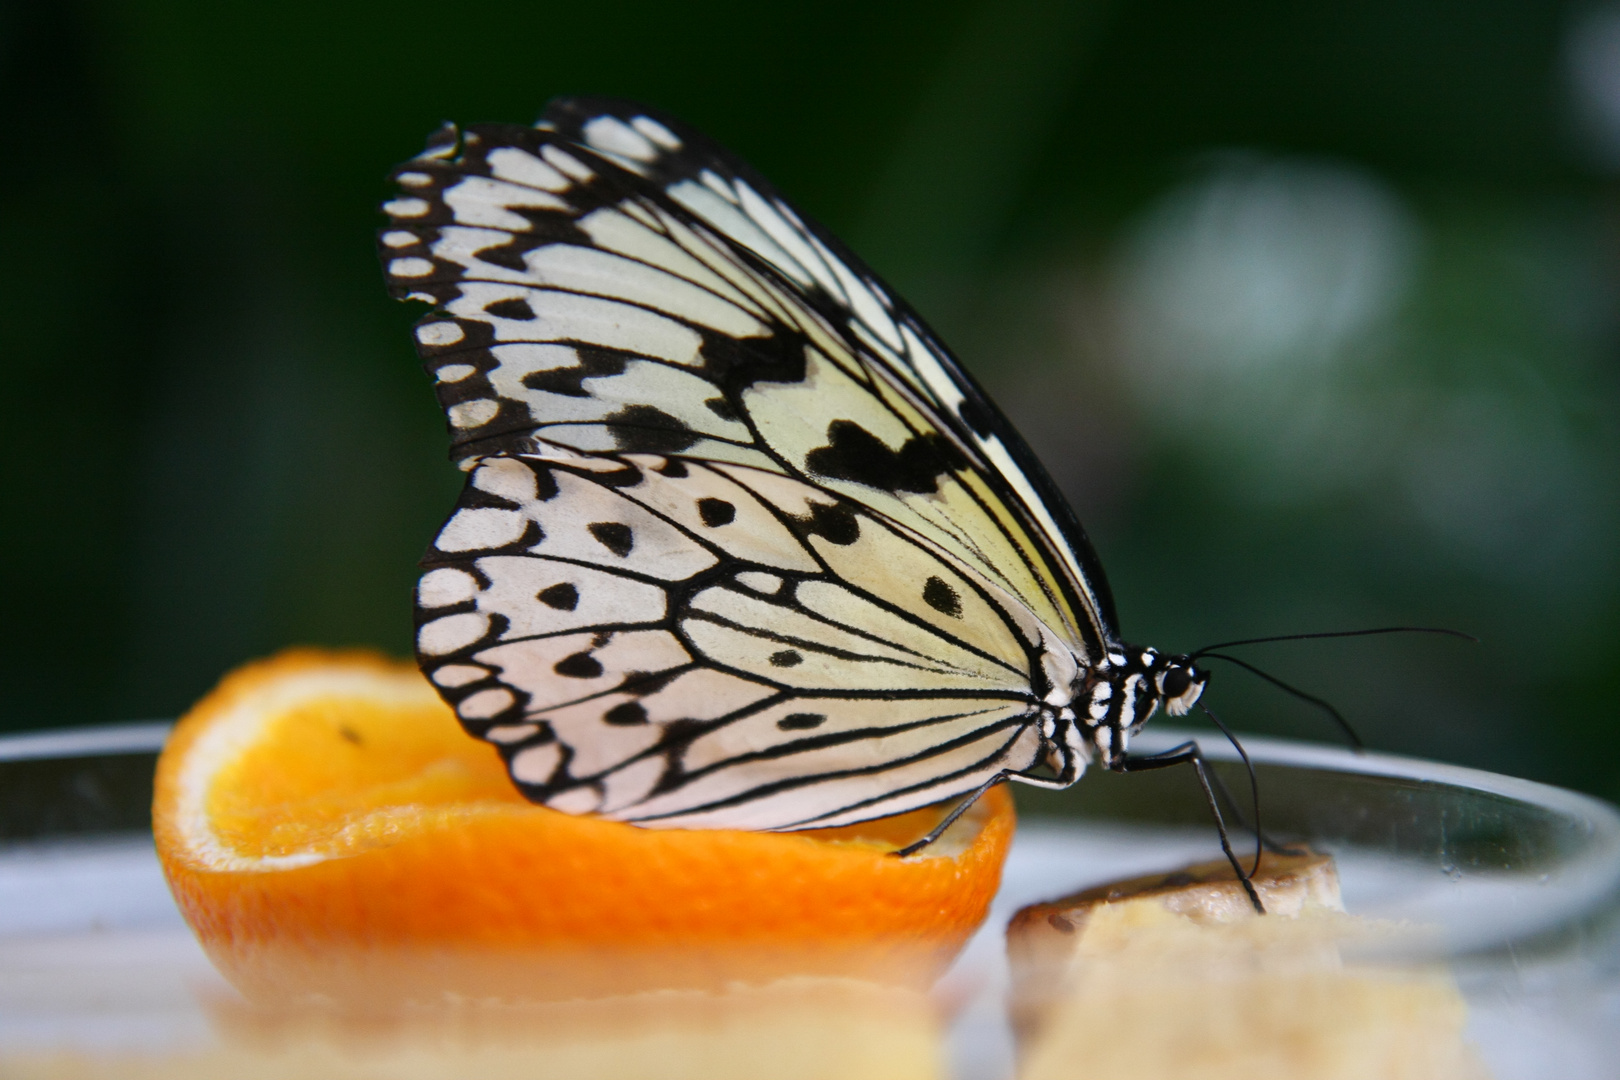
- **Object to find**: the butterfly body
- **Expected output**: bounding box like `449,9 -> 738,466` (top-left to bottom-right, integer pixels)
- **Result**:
383,100 -> 1208,833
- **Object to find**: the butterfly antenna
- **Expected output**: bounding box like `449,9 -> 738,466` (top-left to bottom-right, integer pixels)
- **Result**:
1187,626 -> 1474,750
1190,626 -> 1477,656
1199,703 -> 1263,880
1196,652 -> 1365,751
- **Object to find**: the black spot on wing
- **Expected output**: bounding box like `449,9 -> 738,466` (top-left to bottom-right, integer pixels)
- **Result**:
604,701 -> 649,725
475,242 -> 530,273
769,650 -> 802,667
621,668 -> 688,697
922,576 -> 963,618
588,521 -> 635,557
786,500 -> 860,547
537,582 -> 579,610
656,458 -> 689,478
554,652 -> 603,678
700,327 -> 809,395
520,346 -> 627,398
805,420 -> 967,495
697,498 -> 735,526
524,459 -> 562,501
704,395 -> 738,421
485,296 -> 536,320
776,713 -> 826,731
604,404 -> 701,453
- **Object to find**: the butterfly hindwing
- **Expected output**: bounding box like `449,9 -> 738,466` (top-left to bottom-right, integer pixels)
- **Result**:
415,452 -> 1048,829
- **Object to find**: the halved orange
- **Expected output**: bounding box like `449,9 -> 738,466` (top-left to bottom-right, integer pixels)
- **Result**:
153,649 -> 1016,1006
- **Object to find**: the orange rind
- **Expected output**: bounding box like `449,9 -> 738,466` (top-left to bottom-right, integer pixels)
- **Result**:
153,649 -> 1015,1005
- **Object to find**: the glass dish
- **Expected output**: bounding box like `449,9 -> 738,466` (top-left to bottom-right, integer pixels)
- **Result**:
2,722 -> 1617,1079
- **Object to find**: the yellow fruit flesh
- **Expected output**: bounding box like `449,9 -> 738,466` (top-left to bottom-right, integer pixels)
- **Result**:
205,696 -> 522,860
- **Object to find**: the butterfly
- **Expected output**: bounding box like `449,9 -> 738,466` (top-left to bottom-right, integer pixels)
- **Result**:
379,97 -> 1226,859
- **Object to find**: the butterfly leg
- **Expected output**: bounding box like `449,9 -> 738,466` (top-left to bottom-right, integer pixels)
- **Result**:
1116,742 -> 1266,914
891,763 -> 1077,859
1195,757 -> 1304,858
890,772 -> 1014,858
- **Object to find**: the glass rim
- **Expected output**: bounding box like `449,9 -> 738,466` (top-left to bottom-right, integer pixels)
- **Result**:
1136,723 -> 1620,832
3,719 -> 1617,958
0,720 -> 173,763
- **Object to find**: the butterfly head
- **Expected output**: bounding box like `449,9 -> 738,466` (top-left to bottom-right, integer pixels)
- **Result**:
1078,648 -> 1209,769
1156,654 -> 1210,717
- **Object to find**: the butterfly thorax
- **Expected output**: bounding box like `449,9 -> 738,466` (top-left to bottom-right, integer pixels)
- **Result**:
1047,646 -> 1208,774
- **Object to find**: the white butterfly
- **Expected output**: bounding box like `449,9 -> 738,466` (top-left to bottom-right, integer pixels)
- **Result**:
381,98 -> 1212,841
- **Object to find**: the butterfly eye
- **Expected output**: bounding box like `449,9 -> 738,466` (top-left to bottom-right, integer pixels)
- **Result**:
1161,667 -> 1192,700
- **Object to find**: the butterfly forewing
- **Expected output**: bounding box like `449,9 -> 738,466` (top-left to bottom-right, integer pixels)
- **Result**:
540,98 -> 1120,648
384,101 -> 1117,830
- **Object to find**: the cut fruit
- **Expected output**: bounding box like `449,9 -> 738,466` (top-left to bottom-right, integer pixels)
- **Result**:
153,649 -> 1015,1006
1005,852 -> 1486,1080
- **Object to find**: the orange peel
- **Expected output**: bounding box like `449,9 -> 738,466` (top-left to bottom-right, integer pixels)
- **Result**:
153,649 -> 1015,1005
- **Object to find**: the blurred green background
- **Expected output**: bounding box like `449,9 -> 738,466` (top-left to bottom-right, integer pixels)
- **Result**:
3,0 -> 1617,801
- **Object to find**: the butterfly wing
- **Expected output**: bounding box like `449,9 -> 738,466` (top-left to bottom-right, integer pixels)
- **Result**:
414,451 -> 1057,829
381,103 -> 1108,828
537,98 -> 1121,646
383,104 -> 1119,656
